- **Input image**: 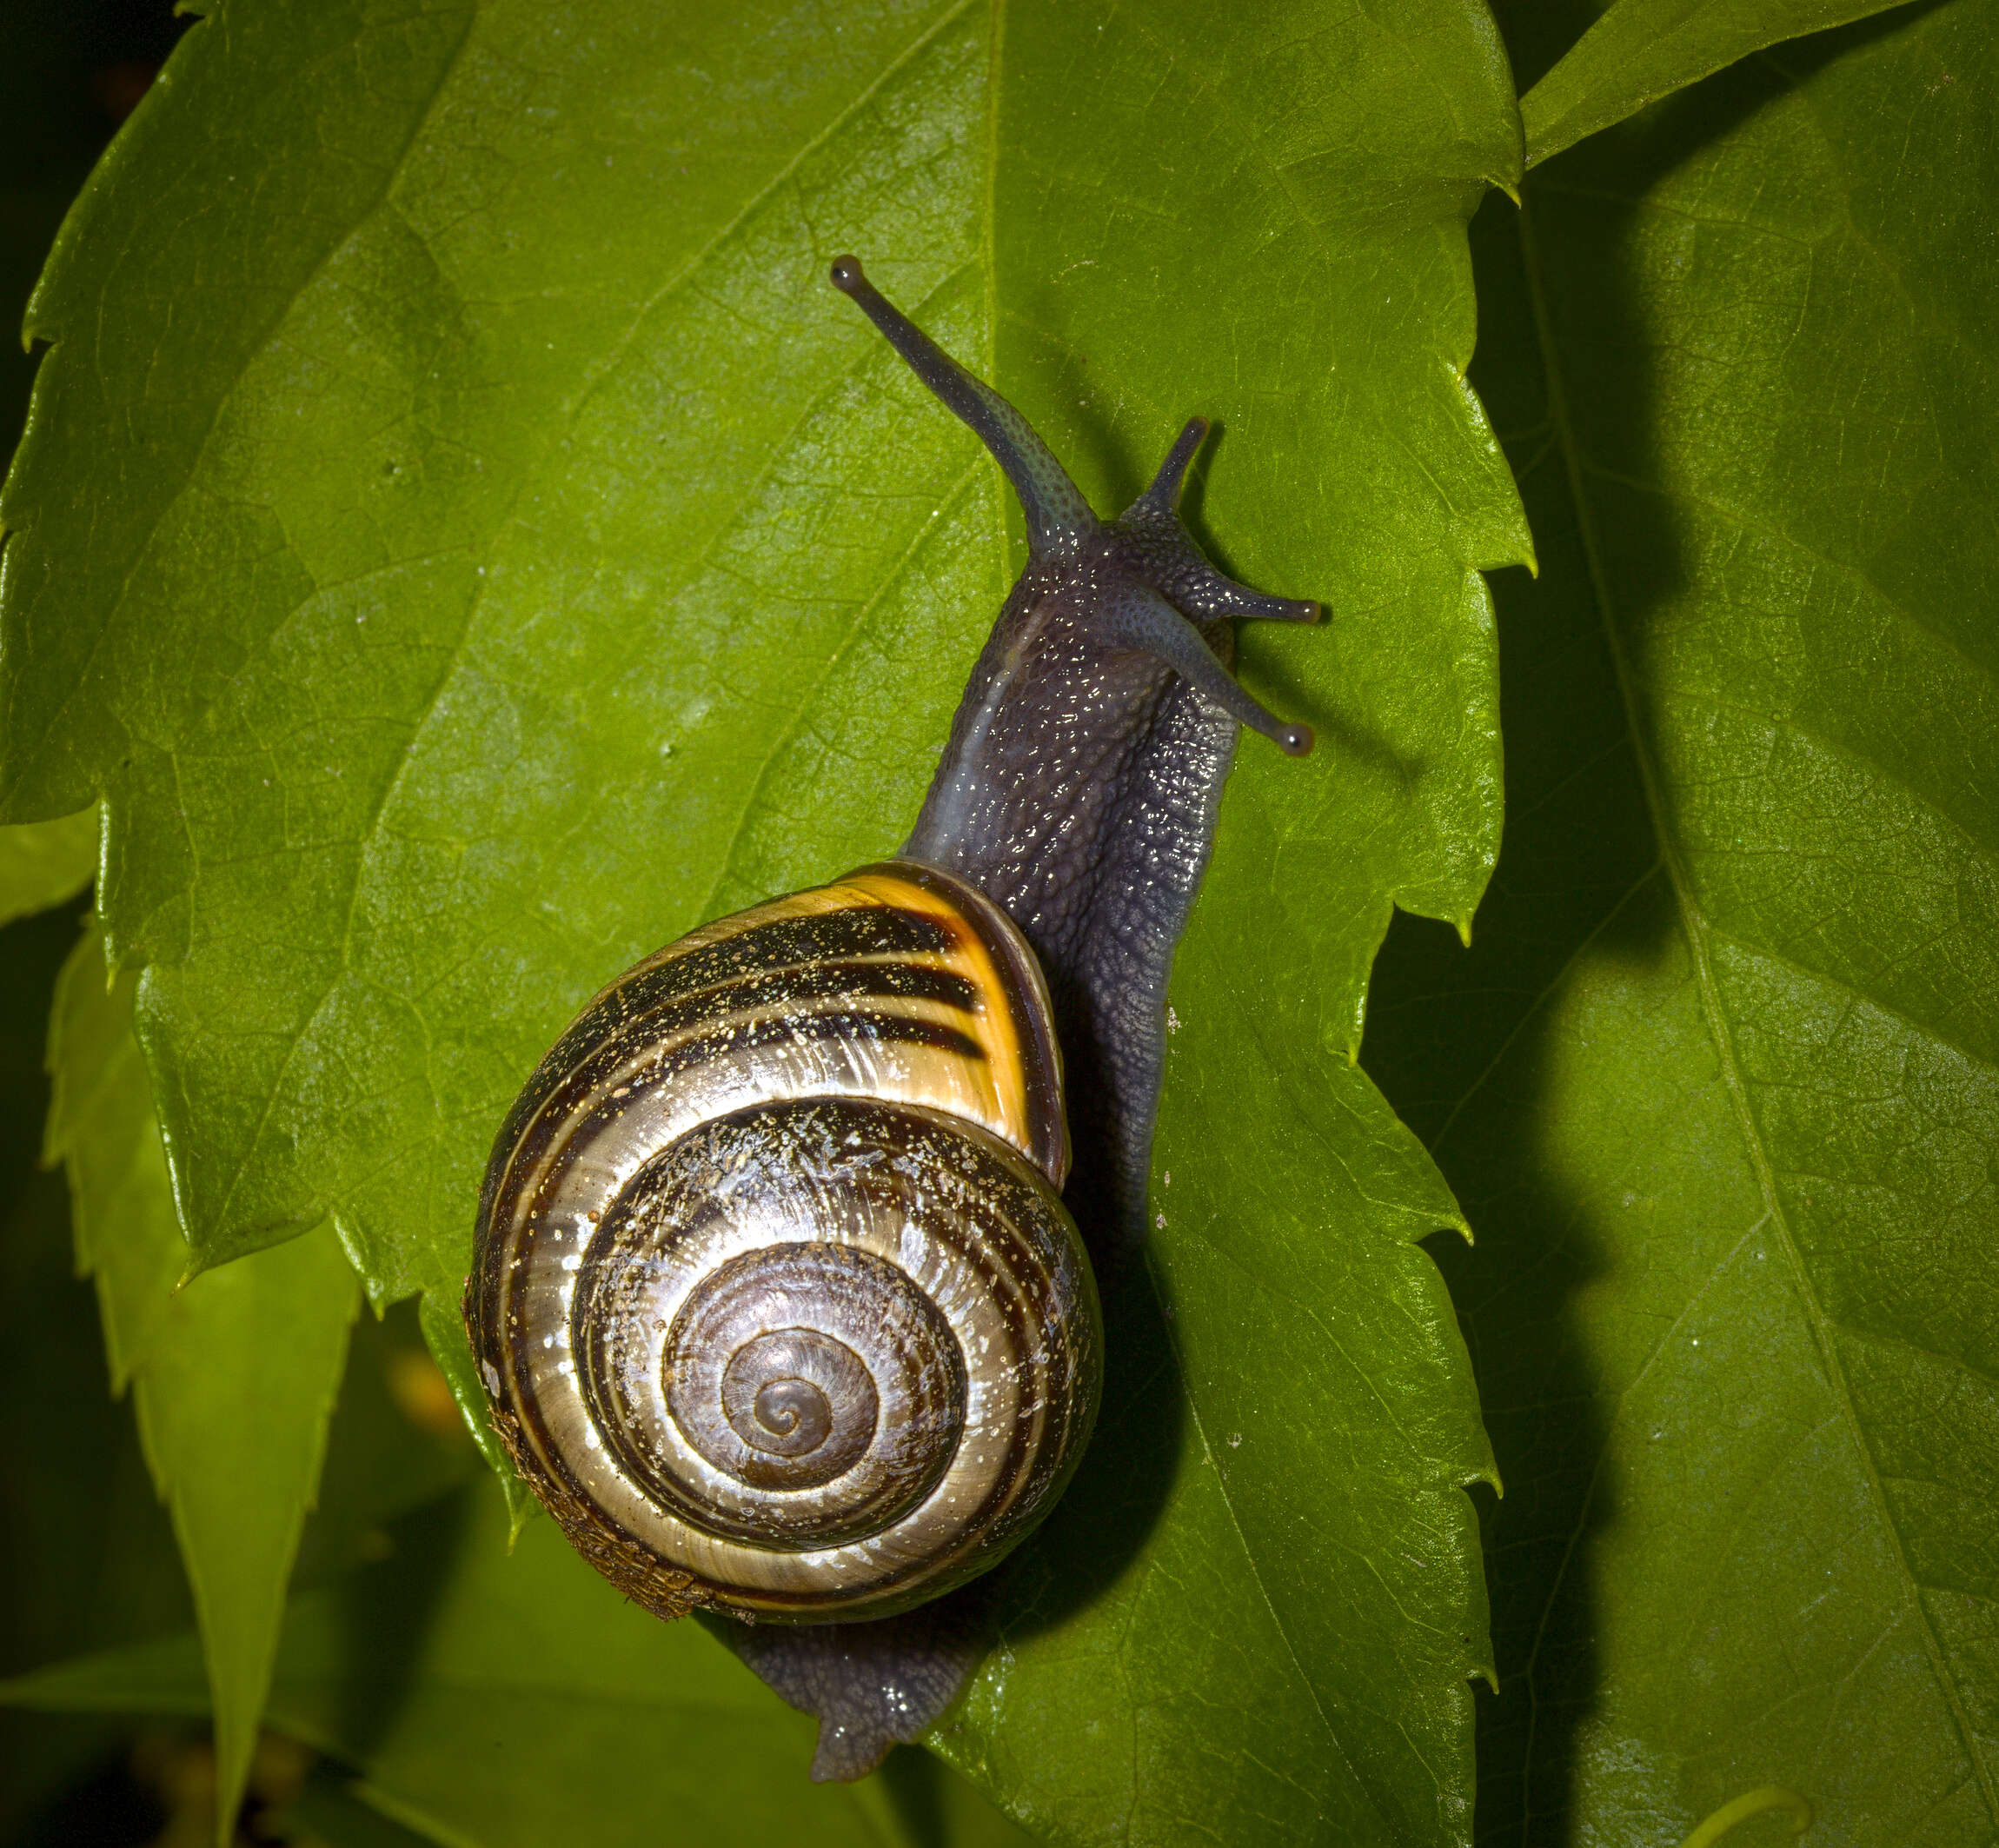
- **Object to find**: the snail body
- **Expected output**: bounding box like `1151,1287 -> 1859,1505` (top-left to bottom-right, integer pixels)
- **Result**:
468,258 -> 1318,1778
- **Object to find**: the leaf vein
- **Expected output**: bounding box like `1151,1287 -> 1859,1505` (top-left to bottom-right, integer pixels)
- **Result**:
1517,186 -> 1999,1822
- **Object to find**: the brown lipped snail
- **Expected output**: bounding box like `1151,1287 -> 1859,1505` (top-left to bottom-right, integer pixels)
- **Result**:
467,256 -> 1318,1778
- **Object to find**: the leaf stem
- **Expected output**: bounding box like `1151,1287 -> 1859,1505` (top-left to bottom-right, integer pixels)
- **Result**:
1678,1785 -> 1812,1848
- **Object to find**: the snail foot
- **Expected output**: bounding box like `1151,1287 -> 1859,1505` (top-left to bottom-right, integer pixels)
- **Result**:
701,1599 -> 984,1782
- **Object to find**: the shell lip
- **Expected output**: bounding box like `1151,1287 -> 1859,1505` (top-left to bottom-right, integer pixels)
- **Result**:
852,858 -> 1070,1187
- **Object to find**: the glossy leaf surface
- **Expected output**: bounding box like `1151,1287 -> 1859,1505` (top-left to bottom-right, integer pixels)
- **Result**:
1520,0 -> 1918,165
0,0 -> 1524,1838
1367,3 -> 1999,1839
46,926 -> 359,1843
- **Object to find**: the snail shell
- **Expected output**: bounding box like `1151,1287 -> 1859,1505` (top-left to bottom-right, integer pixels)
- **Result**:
467,861 -> 1102,1622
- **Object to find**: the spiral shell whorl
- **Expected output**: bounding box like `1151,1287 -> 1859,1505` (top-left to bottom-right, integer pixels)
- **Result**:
468,865 -> 1099,1622
578,1127 -> 973,1552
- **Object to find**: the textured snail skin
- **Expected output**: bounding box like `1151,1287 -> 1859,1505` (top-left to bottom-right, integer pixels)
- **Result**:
468,259 -> 1318,1779
833,255 -> 1318,1253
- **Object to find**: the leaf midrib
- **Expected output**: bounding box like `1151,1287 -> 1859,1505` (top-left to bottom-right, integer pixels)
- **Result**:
1514,177 -> 1999,1827
1577,460 -> 1999,694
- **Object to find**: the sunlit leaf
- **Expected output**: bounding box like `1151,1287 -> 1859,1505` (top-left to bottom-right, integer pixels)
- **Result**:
0,0 -> 1528,1836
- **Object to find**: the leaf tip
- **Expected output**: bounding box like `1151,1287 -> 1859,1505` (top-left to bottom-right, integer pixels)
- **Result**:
416,1286 -> 539,1530
503,1475 -> 540,1549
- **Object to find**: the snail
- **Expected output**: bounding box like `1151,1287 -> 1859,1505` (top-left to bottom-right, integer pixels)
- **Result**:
466,256 -> 1318,1779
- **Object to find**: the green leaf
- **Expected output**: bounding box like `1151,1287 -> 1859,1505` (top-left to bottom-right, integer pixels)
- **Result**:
1520,0 -> 1917,168
0,0 -> 112,940
0,1156 -> 178,1840
1367,3 -> 1999,1839
2,1480 -> 1035,1848
0,0 -> 1527,1837
415,1280 -> 535,1537
0,809 -> 96,927
931,10 -> 1522,1842
283,1770 -> 455,1848
0,910 -> 193,1836
46,925 -> 362,1845
289,1299 -> 486,1593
